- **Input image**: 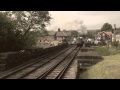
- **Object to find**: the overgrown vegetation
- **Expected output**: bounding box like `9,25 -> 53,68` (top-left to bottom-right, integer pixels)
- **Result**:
94,46 -> 110,56
94,46 -> 120,56
0,11 -> 51,52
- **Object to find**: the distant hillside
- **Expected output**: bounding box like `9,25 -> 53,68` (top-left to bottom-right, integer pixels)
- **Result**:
87,29 -> 100,34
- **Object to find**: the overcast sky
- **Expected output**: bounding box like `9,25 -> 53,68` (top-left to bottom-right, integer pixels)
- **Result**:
46,11 -> 120,31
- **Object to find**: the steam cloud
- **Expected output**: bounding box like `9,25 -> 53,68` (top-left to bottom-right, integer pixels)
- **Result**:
47,18 -> 87,34
63,19 -> 87,34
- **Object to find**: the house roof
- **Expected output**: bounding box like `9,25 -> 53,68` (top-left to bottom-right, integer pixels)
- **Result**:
48,31 -> 56,36
104,32 -> 112,35
98,31 -> 112,36
56,31 -> 67,37
46,30 -> 72,37
63,31 -> 71,36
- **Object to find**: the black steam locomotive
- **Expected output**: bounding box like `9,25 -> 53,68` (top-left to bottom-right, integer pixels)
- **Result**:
76,37 -> 84,47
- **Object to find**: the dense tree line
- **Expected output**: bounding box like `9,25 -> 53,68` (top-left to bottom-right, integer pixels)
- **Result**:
0,11 -> 51,52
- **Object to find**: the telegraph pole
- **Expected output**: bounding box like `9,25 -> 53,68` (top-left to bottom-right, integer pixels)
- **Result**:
114,24 -> 116,41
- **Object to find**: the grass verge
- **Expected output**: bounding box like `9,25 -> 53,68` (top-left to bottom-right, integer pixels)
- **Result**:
79,53 -> 120,79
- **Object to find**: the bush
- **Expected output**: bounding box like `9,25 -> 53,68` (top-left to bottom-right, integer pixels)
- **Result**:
95,46 -> 110,56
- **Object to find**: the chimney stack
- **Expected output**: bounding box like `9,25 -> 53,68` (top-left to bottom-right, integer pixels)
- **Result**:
58,28 -> 61,32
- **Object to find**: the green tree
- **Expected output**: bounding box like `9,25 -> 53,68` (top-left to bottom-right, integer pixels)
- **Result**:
0,11 -> 51,52
5,11 -> 51,48
101,23 -> 113,32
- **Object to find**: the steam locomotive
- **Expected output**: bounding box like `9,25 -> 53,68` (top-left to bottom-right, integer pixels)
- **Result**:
76,37 -> 84,47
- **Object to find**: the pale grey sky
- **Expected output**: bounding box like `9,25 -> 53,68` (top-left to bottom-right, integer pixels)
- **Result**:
46,11 -> 120,31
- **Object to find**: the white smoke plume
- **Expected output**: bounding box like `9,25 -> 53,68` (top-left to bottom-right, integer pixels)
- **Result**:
47,18 -> 87,34
63,19 -> 87,34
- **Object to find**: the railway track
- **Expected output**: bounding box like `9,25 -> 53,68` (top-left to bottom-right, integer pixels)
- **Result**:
0,46 -> 66,75
21,45 -> 77,79
60,58 -> 77,79
36,47 -> 80,79
0,45 -> 76,79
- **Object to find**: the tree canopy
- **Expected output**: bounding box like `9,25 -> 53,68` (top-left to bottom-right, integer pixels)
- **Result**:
0,11 -> 51,52
101,23 -> 113,32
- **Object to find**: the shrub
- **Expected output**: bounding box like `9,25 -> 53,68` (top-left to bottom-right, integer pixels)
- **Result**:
95,46 -> 110,56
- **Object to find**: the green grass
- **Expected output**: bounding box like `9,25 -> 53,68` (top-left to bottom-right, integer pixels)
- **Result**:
79,53 -> 120,79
